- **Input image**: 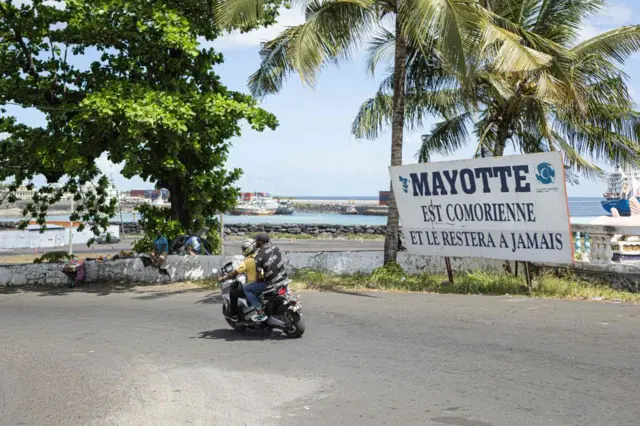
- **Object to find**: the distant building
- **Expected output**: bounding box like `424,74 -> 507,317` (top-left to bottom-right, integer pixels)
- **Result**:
15,186 -> 35,200
129,188 -> 170,200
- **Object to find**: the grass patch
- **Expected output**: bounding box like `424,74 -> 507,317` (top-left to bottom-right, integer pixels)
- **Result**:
289,263 -> 640,303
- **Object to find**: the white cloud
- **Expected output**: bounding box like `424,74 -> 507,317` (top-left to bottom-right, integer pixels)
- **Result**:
95,154 -> 150,190
577,3 -> 635,42
404,133 -> 424,147
12,0 -> 65,9
214,7 -> 305,50
592,4 -> 634,27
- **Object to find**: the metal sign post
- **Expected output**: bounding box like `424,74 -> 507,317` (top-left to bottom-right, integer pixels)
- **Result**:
444,257 -> 454,285
524,262 -> 533,294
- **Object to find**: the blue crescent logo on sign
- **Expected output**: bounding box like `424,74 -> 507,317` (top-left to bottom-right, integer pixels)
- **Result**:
535,162 -> 555,185
398,176 -> 409,193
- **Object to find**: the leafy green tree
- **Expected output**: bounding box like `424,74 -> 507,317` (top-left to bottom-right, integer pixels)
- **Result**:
0,0 -> 278,240
216,0 -> 558,264
354,0 -> 640,182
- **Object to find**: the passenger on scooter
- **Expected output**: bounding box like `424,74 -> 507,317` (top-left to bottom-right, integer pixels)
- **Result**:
244,233 -> 288,323
218,239 -> 259,321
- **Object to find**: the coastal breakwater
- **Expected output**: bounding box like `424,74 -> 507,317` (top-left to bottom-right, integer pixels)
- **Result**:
0,200 -> 378,217
0,221 -> 388,237
223,223 -> 386,237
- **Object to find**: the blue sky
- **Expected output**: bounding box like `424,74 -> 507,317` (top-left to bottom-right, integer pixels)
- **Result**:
5,1 -> 640,197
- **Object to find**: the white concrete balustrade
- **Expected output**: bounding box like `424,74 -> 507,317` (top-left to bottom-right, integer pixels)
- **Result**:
571,224 -> 640,264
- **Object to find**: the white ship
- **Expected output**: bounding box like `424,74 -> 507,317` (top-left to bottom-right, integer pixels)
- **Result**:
601,165 -> 640,216
231,192 -> 279,216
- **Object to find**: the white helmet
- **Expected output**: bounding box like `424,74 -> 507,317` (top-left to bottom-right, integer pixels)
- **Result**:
241,239 -> 256,256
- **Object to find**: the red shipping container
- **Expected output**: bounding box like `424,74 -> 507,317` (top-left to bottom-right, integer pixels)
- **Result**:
379,191 -> 391,205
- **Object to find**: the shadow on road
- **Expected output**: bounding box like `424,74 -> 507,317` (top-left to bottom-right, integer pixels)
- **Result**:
197,329 -> 289,341
195,293 -> 223,304
305,283 -> 380,298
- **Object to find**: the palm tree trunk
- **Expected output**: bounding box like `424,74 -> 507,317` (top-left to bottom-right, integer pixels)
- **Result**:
494,120 -> 510,156
383,9 -> 408,265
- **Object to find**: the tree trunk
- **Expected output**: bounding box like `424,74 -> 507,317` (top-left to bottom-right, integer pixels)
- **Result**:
494,120 -> 510,157
169,181 -> 192,231
383,8 -> 408,265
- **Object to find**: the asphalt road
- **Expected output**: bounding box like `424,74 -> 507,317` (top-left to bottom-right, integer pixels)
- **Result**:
2,238 -> 384,257
1,289 -> 639,425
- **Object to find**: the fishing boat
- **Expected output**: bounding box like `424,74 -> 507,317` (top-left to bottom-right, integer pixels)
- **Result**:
230,192 -> 278,216
361,205 -> 389,216
275,200 -> 295,215
342,204 -> 358,215
601,165 -> 640,216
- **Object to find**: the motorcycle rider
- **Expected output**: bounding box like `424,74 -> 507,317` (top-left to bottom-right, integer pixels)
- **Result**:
218,239 -> 259,321
244,233 -> 288,323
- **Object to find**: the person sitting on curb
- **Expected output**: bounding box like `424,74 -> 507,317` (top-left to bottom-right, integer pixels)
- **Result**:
150,230 -> 168,270
185,235 -> 204,255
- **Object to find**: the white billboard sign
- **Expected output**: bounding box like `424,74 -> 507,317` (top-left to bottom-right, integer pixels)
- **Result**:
389,152 -> 573,263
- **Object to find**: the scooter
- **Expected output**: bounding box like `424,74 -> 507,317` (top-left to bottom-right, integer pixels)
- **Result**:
213,258 -> 305,338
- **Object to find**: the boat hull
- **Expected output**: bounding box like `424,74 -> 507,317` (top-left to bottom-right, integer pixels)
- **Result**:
229,209 -> 277,216
601,199 -> 632,216
360,206 -> 389,216
275,207 -> 295,215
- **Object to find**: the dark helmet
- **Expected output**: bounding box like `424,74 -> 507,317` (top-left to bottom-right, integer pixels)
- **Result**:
255,233 -> 270,244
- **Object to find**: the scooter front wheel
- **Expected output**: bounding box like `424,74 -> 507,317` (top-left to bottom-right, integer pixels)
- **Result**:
222,306 -> 246,332
225,318 -> 247,332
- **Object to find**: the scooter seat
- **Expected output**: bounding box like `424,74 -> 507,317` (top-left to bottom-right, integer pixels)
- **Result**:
261,279 -> 291,296
260,286 -> 277,296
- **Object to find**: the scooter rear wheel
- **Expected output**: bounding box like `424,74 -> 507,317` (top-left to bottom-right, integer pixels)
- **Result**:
283,312 -> 305,338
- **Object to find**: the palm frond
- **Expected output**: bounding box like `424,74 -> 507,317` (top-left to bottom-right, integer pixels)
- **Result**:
365,27 -> 395,76
554,115 -> 640,168
550,131 -> 605,181
481,23 -> 553,72
417,112 -> 472,162
214,0 -> 280,30
534,0 -> 604,43
401,0 -> 480,76
351,93 -> 394,140
246,0 -> 377,97
572,25 -> 640,64
351,88 -> 468,139
248,27 -> 297,98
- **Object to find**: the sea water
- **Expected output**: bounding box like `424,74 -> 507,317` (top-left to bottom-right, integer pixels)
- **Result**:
0,197 -> 606,225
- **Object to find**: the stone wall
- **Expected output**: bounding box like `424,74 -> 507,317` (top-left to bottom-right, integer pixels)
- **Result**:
0,251 -> 501,287
2,250 -> 638,293
1,221 -> 387,238
223,223 -> 386,237
292,203 -> 350,214
0,255 -> 222,286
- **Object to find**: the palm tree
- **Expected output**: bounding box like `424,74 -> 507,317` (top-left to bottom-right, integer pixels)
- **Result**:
215,0 -> 559,264
354,0 -> 640,183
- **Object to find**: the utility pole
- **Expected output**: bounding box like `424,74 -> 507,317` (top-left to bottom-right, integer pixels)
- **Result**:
219,212 -> 224,255
69,195 -> 74,256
